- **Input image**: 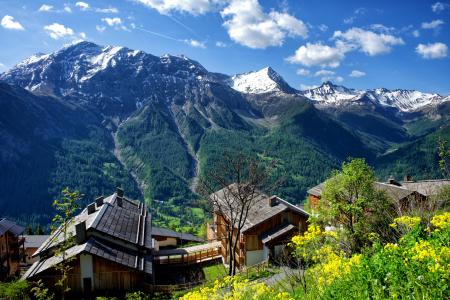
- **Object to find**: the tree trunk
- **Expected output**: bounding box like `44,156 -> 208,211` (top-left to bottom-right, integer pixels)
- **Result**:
228,230 -> 233,276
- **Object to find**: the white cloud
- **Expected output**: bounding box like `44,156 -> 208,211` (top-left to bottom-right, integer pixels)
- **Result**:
333,27 -> 404,56
370,24 -> 395,33
135,0 -> 219,15
300,84 -> 319,90
431,2 -> 447,13
75,2 -> 89,10
184,39 -> 206,48
416,42 -> 448,59
102,17 -> 122,26
96,7 -> 119,13
38,4 -> 53,12
79,32 -> 86,39
343,7 -> 366,24
343,17 -> 355,24
335,76 -> 344,83
349,70 -> 366,77
412,30 -> 420,37
319,75 -> 343,83
314,70 -> 335,77
215,41 -> 227,47
296,68 -> 310,76
286,42 -> 346,68
44,23 -> 74,39
0,62 -> 5,71
64,5 -> 72,13
421,19 -> 444,29
221,0 -> 307,49
1,15 -> 25,30
96,25 -> 106,32
318,24 -> 328,32
269,11 -> 308,37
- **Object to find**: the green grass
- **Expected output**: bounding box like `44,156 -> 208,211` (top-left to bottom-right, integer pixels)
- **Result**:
203,264 -> 227,282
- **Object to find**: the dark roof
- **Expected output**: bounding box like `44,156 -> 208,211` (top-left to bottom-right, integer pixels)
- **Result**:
151,227 -> 204,243
260,223 -> 296,244
211,184 -> 309,233
0,218 -> 25,236
35,193 -> 152,257
24,237 -> 152,279
23,235 -> 50,249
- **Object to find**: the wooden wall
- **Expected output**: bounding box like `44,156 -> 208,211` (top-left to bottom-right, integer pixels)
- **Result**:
215,209 -> 308,268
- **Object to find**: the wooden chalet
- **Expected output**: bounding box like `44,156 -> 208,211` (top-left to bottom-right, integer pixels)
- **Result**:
23,188 -> 204,296
23,235 -> 50,265
24,189 -> 153,295
307,177 -> 450,213
209,185 -> 310,268
0,218 -> 25,279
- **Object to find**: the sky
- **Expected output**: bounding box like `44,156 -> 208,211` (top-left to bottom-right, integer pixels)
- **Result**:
0,0 -> 449,94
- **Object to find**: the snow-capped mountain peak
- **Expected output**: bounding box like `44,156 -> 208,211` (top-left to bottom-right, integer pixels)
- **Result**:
229,67 -> 296,94
301,81 -> 446,112
302,81 -> 363,103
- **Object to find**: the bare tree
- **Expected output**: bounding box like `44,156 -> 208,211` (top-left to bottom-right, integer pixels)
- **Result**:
198,152 -> 277,276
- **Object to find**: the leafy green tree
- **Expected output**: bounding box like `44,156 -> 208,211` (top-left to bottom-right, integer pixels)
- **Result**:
438,138 -> 450,178
316,158 -> 393,253
51,188 -> 82,299
31,279 -> 54,300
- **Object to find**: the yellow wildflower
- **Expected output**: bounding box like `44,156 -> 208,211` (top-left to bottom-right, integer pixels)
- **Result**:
431,212 -> 450,231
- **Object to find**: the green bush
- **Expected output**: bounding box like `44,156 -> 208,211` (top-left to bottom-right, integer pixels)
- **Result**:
0,280 -> 29,299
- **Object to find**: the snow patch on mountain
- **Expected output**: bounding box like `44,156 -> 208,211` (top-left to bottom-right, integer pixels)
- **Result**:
302,82 -> 446,112
302,81 -> 363,103
230,67 -> 295,94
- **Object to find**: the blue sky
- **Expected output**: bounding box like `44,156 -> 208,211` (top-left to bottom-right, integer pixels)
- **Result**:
0,0 -> 449,94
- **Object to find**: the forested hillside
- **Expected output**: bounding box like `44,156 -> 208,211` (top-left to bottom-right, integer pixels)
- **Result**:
0,42 -> 449,232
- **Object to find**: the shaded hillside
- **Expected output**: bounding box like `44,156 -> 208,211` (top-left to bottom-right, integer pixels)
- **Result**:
0,82 -> 140,224
375,125 -> 450,180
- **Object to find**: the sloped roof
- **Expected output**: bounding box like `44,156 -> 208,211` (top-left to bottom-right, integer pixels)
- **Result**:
24,237 -> 152,279
400,180 -> 450,196
307,183 -> 324,197
23,235 -> 50,249
211,184 -> 309,233
307,179 -> 450,200
34,193 -> 152,257
373,182 -> 417,201
0,218 -> 25,236
260,223 -> 296,244
151,227 -> 204,243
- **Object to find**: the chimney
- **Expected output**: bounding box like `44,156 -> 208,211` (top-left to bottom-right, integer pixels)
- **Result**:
75,221 -> 87,244
387,175 -> 401,186
87,203 -> 96,215
117,196 -> 123,207
116,187 -> 124,197
404,174 -> 412,182
269,195 -> 279,207
95,196 -> 104,207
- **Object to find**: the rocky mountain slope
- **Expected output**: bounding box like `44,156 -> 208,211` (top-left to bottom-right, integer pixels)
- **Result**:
1,41 -> 448,228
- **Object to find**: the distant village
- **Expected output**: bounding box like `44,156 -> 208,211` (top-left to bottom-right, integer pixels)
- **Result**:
1,175 -> 448,297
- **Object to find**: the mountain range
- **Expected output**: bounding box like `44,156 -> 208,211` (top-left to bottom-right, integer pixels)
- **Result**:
1,41 -> 449,231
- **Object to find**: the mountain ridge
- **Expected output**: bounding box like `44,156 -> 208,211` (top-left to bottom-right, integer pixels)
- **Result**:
0,41 -> 448,231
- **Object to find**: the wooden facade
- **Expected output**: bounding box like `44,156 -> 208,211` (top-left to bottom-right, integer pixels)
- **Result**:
211,190 -> 310,269
0,219 -> 25,279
